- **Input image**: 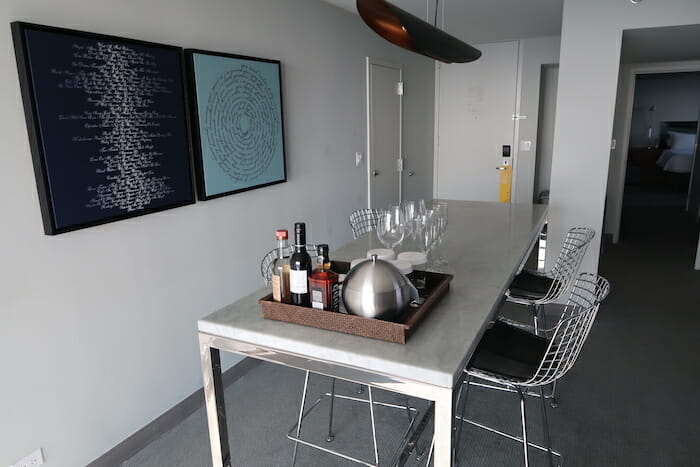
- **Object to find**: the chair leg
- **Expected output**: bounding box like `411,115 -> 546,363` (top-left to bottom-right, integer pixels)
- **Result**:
538,386 -> 555,467
367,386 -> 379,466
548,380 -> 559,408
532,304 -> 540,335
516,387 -> 530,467
453,374 -> 472,465
292,371 -> 311,466
326,378 -> 336,442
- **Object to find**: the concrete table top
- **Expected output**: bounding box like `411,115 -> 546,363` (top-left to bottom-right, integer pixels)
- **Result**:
198,200 -> 547,388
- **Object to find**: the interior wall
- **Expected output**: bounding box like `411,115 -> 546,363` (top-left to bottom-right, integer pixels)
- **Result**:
546,0 -> 700,273
0,1 -> 435,466
433,36 -> 560,203
629,73 -> 700,147
513,36 -> 561,204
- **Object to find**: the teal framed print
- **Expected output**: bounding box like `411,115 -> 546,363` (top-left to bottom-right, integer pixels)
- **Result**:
185,49 -> 287,200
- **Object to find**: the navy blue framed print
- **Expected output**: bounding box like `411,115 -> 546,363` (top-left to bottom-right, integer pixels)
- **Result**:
185,49 -> 287,200
12,22 -> 195,235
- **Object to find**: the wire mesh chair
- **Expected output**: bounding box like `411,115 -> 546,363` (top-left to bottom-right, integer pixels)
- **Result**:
506,227 -> 596,332
260,244 -> 318,285
349,208 -> 381,239
455,273 -> 610,467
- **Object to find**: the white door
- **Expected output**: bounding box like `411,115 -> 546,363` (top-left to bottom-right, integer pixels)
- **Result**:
367,58 -> 402,209
435,41 -> 519,201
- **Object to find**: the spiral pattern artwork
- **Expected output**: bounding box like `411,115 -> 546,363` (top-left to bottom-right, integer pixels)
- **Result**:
204,65 -> 279,182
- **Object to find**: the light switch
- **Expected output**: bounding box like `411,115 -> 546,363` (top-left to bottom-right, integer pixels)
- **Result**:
519,140 -> 532,151
355,152 -> 363,167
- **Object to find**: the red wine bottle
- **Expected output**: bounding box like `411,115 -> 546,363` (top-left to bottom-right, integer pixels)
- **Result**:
290,222 -> 312,307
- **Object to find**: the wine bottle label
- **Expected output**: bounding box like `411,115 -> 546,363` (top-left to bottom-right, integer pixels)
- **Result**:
272,275 -> 282,302
290,270 -> 308,294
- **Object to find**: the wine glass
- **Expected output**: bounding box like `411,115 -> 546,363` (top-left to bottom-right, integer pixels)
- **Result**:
376,205 -> 405,249
432,203 -> 448,266
402,200 -> 418,240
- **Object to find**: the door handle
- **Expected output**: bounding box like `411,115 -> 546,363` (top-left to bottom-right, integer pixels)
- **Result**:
408,171 -> 415,177
496,167 -> 507,171
372,170 -> 380,176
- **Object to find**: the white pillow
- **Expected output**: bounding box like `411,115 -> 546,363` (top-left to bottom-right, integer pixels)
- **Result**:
668,131 -> 696,152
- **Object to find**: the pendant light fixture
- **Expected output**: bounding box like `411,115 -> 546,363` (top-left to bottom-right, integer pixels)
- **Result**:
357,0 -> 481,64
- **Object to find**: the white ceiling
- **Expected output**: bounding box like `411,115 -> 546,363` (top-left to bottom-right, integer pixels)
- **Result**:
621,25 -> 700,64
319,0 -> 563,43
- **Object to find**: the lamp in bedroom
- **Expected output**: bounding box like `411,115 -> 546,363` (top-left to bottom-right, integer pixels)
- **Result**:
647,105 -> 656,149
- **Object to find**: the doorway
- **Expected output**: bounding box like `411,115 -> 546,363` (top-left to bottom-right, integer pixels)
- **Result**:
533,64 -> 559,204
605,25 -> 700,270
366,58 -> 403,209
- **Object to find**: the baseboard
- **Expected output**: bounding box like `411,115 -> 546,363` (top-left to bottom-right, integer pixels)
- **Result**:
87,357 -> 262,467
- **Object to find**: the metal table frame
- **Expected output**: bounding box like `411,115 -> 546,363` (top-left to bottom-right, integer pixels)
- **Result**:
199,334 -> 456,466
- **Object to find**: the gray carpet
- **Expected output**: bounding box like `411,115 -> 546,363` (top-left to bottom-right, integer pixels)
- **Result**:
121,189 -> 700,466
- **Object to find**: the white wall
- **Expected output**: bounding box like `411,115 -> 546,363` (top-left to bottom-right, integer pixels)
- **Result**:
513,37 -> 561,204
546,0 -> 700,273
434,36 -> 560,203
0,1 -> 435,466
629,73 -> 700,147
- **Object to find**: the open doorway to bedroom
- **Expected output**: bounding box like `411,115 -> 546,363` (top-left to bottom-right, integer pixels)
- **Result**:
605,25 -> 700,270
623,72 -> 699,216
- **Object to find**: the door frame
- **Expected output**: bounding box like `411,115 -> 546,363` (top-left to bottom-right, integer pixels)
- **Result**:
607,60 -> 700,243
366,57 -> 403,208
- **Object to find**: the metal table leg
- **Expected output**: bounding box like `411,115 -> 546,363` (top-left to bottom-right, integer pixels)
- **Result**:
199,335 -> 231,467
433,388 -> 454,466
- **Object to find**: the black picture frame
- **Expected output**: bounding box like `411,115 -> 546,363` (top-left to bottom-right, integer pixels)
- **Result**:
185,49 -> 287,201
12,22 -> 195,235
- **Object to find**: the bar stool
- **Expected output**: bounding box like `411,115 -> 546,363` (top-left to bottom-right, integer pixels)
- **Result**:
259,243 -> 318,285
506,227 -> 595,334
349,208 -> 381,239
455,273 -> 610,467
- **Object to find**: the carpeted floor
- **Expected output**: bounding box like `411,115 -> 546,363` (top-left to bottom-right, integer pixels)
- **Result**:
121,185 -> 700,466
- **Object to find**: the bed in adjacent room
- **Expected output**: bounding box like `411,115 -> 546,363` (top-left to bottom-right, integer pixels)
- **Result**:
656,121 -> 698,174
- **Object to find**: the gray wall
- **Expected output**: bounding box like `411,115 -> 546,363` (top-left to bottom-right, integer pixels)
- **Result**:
0,1 -> 435,465
546,0 -> 700,273
513,37 -> 561,204
629,73 -> 700,147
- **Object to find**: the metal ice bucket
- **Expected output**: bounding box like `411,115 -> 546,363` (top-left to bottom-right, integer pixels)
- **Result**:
342,255 -> 418,321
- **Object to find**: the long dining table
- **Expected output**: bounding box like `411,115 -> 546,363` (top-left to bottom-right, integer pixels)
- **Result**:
198,200 -> 548,466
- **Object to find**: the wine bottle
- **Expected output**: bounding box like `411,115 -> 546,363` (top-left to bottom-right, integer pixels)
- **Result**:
309,244 -> 339,311
271,229 -> 291,303
290,222 -> 312,307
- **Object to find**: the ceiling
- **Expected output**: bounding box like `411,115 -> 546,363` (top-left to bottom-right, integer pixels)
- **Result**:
621,25 -> 700,64
319,0 -> 563,43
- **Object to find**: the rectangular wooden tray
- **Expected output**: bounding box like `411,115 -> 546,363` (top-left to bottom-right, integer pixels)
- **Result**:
260,261 -> 453,344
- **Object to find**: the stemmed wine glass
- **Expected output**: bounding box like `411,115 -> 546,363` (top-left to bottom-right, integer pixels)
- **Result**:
433,202 -> 449,266
402,200 -> 419,241
376,205 -> 405,249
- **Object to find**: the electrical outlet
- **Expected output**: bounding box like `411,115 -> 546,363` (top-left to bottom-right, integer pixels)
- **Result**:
10,448 -> 44,467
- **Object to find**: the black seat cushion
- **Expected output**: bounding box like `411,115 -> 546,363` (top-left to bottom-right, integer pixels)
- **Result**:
468,321 -> 549,382
509,270 -> 557,300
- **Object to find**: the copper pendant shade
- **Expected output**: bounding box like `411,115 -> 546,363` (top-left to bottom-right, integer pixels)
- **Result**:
357,0 -> 481,64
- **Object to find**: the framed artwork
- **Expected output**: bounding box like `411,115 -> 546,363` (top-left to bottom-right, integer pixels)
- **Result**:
185,49 -> 287,200
12,22 -> 195,235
